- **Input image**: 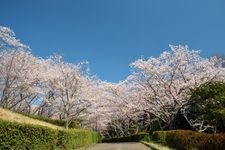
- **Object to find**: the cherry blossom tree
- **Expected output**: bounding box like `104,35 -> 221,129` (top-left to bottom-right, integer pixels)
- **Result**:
0,26 -> 47,113
92,80 -> 145,137
130,45 -> 225,130
42,56 -> 93,128
0,26 -> 29,50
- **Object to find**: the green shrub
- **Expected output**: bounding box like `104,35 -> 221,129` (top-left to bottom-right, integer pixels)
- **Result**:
165,130 -> 206,150
188,81 -> 225,132
0,119 -> 101,150
57,129 -> 101,150
198,133 -> 225,150
102,132 -> 150,143
0,120 -> 57,150
152,130 -> 167,144
152,130 -> 225,150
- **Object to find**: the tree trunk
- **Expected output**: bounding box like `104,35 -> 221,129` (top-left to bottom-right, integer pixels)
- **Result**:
168,116 -> 176,130
65,112 -> 69,129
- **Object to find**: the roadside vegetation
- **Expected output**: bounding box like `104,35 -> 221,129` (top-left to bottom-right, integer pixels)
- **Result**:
0,108 -> 62,129
0,108 -> 101,149
1,26 -> 225,149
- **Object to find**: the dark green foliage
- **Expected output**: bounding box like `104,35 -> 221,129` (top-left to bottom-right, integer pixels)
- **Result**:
0,119 -> 101,150
151,130 -> 167,144
0,120 -> 57,150
148,119 -> 165,134
152,130 -> 225,150
188,81 -> 225,132
102,132 -> 150,143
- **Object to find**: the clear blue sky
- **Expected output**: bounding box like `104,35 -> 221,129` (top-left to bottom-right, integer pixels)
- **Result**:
0,0 -> 225,82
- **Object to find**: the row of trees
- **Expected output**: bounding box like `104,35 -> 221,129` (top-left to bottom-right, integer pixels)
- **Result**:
100,46 -> 225,137
0,26 -> 100,128
1,26 -> 225,135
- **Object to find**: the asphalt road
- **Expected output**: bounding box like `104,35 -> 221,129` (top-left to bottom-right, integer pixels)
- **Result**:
86,143 -> 150,150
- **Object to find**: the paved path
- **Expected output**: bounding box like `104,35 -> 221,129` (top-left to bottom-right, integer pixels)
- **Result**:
86,142 -> 150,150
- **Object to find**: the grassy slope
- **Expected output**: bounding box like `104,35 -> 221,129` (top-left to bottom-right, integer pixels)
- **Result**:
0,108 -> 62,129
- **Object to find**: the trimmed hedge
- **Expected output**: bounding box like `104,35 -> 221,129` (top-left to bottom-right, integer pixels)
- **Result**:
152,130 -> 225,150
102,132 -> 150,143
0,120 -> 57,149
0,120 -> 101,150
57,129 -> 101,149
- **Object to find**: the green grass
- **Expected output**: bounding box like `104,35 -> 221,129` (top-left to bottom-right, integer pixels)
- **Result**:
0,107 -> 63,129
